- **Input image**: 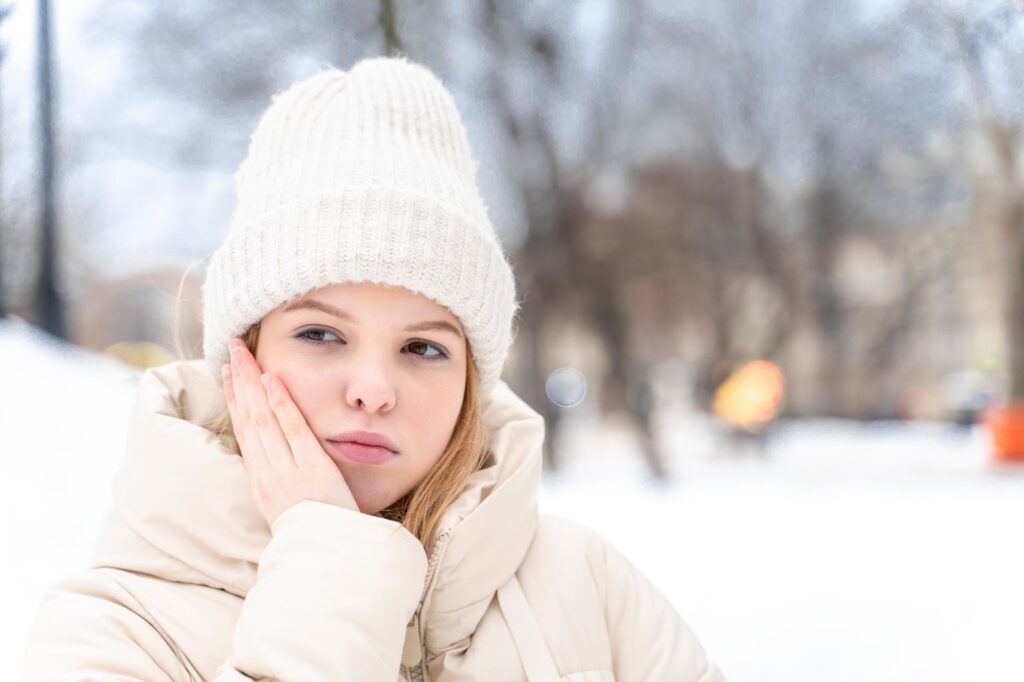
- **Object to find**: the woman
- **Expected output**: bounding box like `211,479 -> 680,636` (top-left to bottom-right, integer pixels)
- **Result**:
22,56 -> 726,682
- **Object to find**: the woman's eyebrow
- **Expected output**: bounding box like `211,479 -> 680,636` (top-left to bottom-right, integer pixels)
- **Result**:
404,320 -> 464,339
284,299 -> 464,339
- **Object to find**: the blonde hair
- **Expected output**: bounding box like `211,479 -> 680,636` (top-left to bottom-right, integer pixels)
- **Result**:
191,317 -> 490,549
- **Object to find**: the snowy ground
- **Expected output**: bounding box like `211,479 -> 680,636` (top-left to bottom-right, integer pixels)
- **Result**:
3,314 -> 1023,681
543,417 -> 1024,682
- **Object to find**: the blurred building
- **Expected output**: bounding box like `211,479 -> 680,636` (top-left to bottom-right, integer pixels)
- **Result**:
71,266 -> 204,364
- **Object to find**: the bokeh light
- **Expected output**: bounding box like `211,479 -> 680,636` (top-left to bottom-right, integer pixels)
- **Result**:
546,366 -> 587,407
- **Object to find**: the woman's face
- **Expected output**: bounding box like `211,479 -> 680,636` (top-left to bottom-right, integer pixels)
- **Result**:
254,281 -> 468,514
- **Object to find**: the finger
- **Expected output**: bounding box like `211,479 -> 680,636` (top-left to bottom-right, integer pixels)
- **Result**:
223,362 -> 257,467
231,342 -> 297,475
221,364 -> 235,404
262,373 -> 330,473
227,345 -> 270,475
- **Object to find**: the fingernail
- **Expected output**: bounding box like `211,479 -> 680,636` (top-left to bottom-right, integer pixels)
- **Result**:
260,374 -> 271,390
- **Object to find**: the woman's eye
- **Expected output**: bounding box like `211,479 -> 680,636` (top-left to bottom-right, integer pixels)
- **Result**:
406,340 -> 448,361
297,327 -> 341,345
297,328 -> 447,361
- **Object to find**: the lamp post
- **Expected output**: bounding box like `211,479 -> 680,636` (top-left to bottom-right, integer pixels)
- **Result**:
34,0 -> 66,339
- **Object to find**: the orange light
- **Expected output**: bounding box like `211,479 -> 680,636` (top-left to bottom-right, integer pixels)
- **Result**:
712,360 -> 785,430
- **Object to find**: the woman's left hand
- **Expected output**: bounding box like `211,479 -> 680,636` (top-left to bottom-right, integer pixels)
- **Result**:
223,337 -> 360,530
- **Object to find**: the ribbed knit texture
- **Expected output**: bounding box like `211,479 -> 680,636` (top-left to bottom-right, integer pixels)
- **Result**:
201,57 -> 519,400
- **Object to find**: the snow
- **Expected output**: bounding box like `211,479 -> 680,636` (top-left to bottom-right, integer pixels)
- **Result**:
0,315 -> 141,675
3,314 -> 1023,681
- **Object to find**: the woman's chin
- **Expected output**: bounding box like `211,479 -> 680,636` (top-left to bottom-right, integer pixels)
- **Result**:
328,463 -> 398,515
349,487 -> 399,516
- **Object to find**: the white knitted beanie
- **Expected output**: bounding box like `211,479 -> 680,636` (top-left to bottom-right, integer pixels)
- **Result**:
201,56 -> 519,401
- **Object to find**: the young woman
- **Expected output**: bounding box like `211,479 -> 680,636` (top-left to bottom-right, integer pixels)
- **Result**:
22,56 -> 726,682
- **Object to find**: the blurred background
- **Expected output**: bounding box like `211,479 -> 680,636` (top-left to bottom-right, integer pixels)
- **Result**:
3,0 -> 1024,680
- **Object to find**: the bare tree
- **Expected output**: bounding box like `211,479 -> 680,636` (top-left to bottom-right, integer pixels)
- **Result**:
95,1 -> 427,169
473,0 -> 677,475
947,1 -> 1024,400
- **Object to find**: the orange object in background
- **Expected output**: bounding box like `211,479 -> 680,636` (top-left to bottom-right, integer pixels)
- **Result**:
712,360 -> 785,432
986,403 -> 1024,463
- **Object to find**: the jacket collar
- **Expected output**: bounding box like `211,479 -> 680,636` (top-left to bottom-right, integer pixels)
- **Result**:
91,359 -> 545,657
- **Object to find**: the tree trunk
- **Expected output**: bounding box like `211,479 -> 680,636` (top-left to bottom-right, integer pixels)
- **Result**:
1006,197 -> 1024,400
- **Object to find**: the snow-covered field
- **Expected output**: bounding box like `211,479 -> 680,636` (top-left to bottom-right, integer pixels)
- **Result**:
3,314 -> 1023,681
543,423 -> 1024,682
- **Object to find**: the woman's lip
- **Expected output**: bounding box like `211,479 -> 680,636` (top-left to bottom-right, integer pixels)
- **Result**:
325,440 -> 396,465
329,430 -> 398,451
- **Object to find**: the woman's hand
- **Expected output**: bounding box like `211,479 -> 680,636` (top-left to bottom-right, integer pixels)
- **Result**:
223,337 -> 359,530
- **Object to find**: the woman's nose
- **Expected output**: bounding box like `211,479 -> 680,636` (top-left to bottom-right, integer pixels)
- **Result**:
344,360 -> 396,413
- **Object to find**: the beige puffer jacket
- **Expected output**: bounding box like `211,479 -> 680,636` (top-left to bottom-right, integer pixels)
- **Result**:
21,360 -> 726,681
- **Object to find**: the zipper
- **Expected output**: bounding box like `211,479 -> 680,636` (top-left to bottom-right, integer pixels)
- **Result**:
403,527 -> 454,682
